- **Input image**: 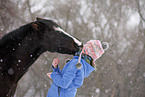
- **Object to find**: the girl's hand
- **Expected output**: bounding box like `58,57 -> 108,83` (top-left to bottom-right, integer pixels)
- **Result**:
52,58 -> 59,68
47,72 -> 52,78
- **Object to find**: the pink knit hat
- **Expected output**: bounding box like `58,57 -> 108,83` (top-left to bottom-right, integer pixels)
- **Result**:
82,40 -> 104,61
76,40 -> 109,69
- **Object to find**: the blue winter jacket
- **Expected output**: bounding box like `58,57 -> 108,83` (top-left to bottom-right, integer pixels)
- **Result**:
47,56 -> 95,97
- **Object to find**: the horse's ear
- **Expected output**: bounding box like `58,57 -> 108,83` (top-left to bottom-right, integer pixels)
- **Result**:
36,17 -> 43,21
31,22 -> 40,31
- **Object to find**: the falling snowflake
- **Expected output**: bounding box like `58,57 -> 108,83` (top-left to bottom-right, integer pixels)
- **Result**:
143,73 -> 145,77
0,59 -> 3,62
18,60 -> 21,62
8,68 -> 14,75
95,88 -> 100,93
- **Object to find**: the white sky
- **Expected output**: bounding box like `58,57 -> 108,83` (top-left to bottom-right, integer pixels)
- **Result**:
30,0 -> 140,31
126,12 -> 140,29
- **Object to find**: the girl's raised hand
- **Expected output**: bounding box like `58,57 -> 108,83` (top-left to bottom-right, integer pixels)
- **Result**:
47,72 -> 52,78
52,58 -> 59,68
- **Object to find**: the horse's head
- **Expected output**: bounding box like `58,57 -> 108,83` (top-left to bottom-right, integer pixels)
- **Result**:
32,18 -> 83,55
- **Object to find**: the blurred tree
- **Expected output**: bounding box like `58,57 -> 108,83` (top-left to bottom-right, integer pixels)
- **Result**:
136,0 -> 145,22
0,0 -> 21,37
1,0 -> 145,97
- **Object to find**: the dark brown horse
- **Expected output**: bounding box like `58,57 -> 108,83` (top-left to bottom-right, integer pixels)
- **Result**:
0,18 -> 82,97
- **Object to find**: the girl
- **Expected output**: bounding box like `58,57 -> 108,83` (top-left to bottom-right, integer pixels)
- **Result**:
46,40 -> 109,97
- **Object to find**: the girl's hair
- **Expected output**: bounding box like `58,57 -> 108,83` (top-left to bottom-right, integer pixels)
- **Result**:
84,54 -> 95,68
91,59 -> 95,67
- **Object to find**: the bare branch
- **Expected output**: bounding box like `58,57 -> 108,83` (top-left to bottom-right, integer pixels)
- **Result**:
26,0 -> 34,21
136,0 -> 145,22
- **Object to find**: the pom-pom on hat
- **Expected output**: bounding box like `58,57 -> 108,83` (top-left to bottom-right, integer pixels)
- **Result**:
76,40 -> 109,69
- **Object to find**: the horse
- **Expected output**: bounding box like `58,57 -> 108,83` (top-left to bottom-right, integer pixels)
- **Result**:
0,18 -> 83,97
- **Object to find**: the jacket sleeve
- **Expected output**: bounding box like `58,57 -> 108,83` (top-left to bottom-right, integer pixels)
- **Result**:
52,65 -> 61,74
51,60 -> 78,89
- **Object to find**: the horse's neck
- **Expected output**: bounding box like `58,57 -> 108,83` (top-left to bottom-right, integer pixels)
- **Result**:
14,40 -> 44,82
0,24 -> 44,58
0,24 -> 31,56
12,27 -> 45,82
0,24 -> 45,82
0,24 -> 29,45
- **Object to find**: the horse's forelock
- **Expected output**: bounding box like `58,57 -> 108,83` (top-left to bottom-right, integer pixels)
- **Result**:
31,23 -> 40,31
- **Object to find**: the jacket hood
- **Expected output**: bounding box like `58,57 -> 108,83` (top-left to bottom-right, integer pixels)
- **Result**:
73,56 -> 95,78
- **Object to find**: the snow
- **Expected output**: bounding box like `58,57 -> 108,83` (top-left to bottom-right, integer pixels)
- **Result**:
100,14 -> 107,28
130,81 -> 133,84
18,60 -> 21,62
95,88 -> 100,93
128,72 -> 132,77
0,59 -> 3,62
128,59 -> 132,63
44,84 -> 47,87
126,11 -> 140,30
1,28 -> 4,31
106,0 -> 110,6
117,59 -> 122,64
8,68 -> 14,75
143,73 -> 145,77
30,0 -> 55,14
44,61 -> 48,64
105,89 -> 110,93
6,0 -> 145,97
